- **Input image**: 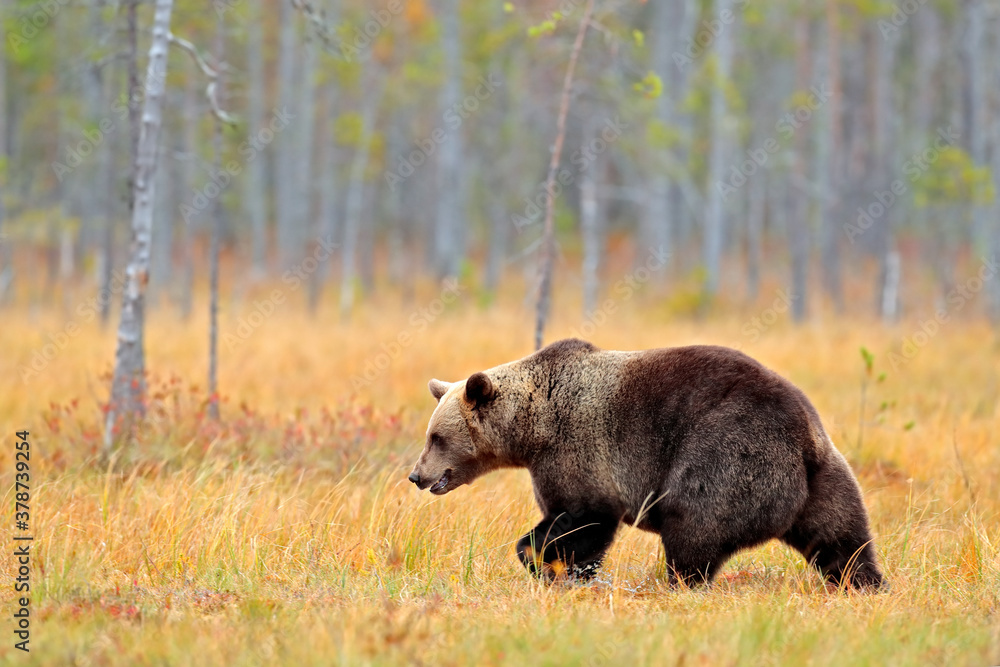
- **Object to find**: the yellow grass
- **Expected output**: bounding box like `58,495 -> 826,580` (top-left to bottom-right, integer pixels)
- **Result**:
2,277 -> 999,665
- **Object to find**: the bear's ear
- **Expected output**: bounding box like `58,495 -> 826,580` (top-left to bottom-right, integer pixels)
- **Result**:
465,372 -> 496,408
428,379 -> 451,401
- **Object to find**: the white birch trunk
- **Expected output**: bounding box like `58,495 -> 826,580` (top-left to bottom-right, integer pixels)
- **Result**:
105,0 -> 175,449
208,15 -> 225,421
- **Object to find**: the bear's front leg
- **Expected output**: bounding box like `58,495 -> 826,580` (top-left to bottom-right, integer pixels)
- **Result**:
516,510 -> 619,581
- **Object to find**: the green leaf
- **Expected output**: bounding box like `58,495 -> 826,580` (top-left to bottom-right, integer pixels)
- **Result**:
860,347 -> 875,375
633,71 -> 663,99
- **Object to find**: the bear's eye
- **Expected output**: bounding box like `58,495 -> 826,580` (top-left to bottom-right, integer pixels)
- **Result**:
430,433 -> 444,449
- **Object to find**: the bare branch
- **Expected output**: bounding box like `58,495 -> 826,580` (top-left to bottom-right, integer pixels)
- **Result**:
292,0 -> 343,59
534,0 -> 597,351
168,32 -> 238,125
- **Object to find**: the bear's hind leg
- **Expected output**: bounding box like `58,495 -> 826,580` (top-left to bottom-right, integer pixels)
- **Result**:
659,527 -> 732,587
516,510 -> 619,581
782,454 -> 886,590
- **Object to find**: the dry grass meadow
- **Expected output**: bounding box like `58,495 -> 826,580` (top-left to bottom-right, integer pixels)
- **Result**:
2,266 -> 999,665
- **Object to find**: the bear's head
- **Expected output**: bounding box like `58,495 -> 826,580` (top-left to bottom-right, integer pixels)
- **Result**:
407,371 -> 498,495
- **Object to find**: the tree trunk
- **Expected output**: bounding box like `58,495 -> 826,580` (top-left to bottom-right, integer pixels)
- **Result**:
818,0 -> 844,312
641,0 -> 681,266
881,249 -> 900,323
534,0 -> 595,350
296,39 -> 318,262
126,0 -> 141,213
309,76 -> 340,314
105,0 -> 176,450
178,67 -> 198,320
671,0 -> 700,273
151,139 -> 173,301
872,24 -> 900,320
964,0 -> 989,252
99,113 -> 118,325
385,112 -> 406,287
789,16 -> 811,323
746,169 -> 765,301
433,0 -> 464,278
703,0 -> 734,298
275,0 -> 299,267
485,195 -> 507,294
339,71 -> 383,320
580,155 -> 600,314
208,15 -> 226,421
245,0 -> 268,276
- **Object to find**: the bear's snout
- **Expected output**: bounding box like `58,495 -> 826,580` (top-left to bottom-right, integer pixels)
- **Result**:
407,471 -> 421,486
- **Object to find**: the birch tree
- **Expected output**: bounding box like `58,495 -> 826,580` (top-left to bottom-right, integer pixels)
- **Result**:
641,0 -> 680,264
873,21 -> 901,321
105,0 -> 176,449
534,0 -> 595,350
703,0 -> 735,298
208,16 -> 227,421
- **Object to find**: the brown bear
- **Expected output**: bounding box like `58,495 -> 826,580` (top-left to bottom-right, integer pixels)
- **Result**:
407,338 -> 885,589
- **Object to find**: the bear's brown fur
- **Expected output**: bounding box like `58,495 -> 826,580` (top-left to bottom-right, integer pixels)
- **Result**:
408,338 -> 885,589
